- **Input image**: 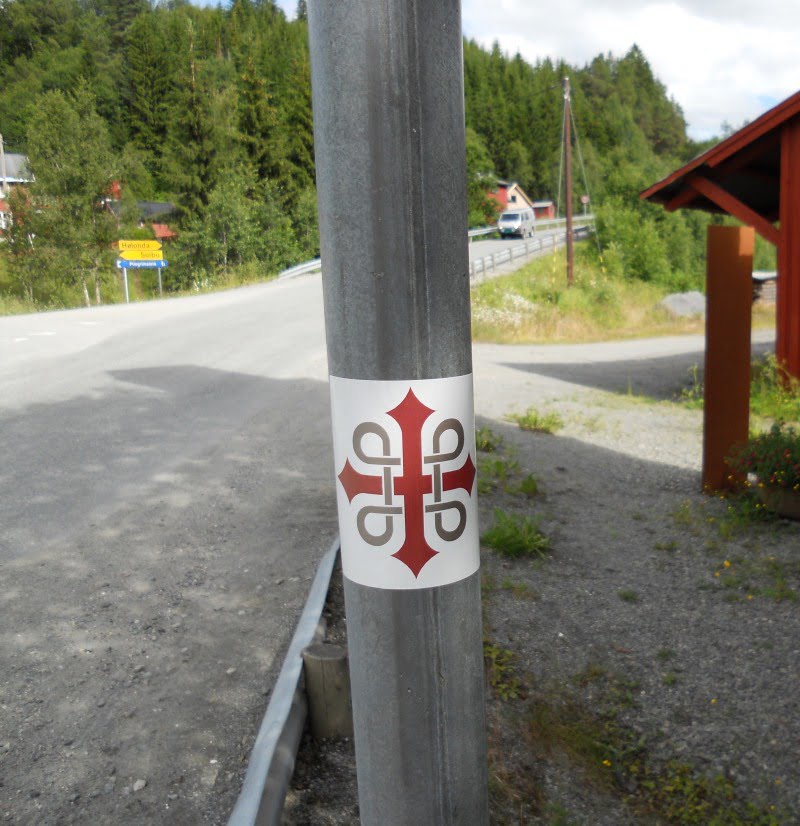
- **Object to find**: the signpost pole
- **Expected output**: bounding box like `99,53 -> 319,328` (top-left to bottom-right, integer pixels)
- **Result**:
308,1 -> 488,823
123,265 -> 129,303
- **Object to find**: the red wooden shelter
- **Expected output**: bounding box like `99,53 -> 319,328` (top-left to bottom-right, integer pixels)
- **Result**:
641,90 -> 800,490
642,90 -> 800,376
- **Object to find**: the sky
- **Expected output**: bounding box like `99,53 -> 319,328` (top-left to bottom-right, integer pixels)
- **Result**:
261,0 -> 800,141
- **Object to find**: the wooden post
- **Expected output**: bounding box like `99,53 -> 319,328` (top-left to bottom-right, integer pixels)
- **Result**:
301,643 -> 354,741
564,77 -> 574,287
703,225 -> 754,491
778,118 -> 800,378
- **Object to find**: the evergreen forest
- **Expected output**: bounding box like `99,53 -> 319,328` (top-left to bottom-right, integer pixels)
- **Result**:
0,0 -> 768,309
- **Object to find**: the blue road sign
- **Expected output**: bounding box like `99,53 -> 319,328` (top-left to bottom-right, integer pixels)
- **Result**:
116,259 -> 168,269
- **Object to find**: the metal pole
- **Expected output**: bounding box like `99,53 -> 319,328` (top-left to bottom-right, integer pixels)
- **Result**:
564,77 -> 574,287
0,133 -> 8,197
123,266 -> 129,303
307,1 -> 488,824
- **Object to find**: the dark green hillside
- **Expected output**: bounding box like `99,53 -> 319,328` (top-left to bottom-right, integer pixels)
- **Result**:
0,0 -> 747,309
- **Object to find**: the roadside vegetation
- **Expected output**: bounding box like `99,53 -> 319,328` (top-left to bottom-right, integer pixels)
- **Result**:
0,1 -> 775,319
471,245 -> 776,345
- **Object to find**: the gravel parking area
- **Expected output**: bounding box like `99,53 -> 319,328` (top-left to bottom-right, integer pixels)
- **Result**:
285,332 -> 799,824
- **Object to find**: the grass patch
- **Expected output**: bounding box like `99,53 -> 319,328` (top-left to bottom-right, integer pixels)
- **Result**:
477,455 -> 520,494
508,407 -> 564,434
617,589 -> 639,603
484,639 -> 524,701
500,578 -> 536,600
710,553 -> 798,603
482,508 -> 550,559
654,539 -> 678,552
525,669 -> 783,825
475,425 -> 503,452
515,473 -> 540,497
677,355 -> 800,428
669,495 -> 798,602
470,247 -> 718,344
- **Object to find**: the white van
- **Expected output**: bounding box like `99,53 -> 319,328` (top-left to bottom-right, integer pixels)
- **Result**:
497,208 -> 535,238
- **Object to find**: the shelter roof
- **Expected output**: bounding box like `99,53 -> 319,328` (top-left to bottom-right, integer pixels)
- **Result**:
640,90 -> 800,230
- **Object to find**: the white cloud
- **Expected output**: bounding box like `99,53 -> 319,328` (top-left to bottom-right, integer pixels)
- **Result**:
272,0 -> 799,139
461,0 -> 800,139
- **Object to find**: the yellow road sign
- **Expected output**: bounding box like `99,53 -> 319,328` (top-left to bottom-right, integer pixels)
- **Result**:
118,249 -> 164,261
118,239 -> 162,253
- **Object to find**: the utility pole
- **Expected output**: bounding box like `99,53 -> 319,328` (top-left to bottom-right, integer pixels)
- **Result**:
307,1 -> 488,824
0,133 -> 8,197
563,77 -> 575,287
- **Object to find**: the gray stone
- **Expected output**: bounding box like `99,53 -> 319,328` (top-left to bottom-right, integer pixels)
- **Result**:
659,291 -> 706,318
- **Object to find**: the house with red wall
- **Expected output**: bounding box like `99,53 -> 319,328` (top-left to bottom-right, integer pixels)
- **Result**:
487,180 -> 555,219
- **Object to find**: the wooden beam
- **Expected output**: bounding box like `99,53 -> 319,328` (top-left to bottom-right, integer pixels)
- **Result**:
703,226 -> 754,492
664,185 -> 701,212
778,118 -> 800,378
688,174 -> 780,246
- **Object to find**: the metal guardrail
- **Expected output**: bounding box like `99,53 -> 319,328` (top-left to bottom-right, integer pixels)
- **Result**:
469,224 -> 594,280
277,258 -> 323,280
228,539 -> 340,826
278,217 -> 595,281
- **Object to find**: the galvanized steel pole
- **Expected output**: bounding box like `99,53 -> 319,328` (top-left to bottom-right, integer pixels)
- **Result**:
307,1 -> 489,823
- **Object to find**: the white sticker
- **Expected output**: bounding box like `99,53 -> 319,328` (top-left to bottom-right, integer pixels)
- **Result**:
330,374 -> 479,590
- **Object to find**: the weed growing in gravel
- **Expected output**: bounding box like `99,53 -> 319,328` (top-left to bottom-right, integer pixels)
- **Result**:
526,670 -> 784,825
514,473 -> 540,497
617,589 -> 639,603
672,500 -> 694,524
508,407 -> 564,434
477,455 -> 521,494
654,539 -> 678,551
671,495 -> 799,601
677,355 -> 800,427
475,425 -> 503,453
482,509 -> 550,559
710,554 -> 798,603
656,648 -> 676,662
484,640 -> 523,701
500,578 -> 536,600
679,363 -> 704,408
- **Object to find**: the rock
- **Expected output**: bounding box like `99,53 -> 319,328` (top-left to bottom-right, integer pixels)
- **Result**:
133,779 -> 147,792
659,291 -> 706,318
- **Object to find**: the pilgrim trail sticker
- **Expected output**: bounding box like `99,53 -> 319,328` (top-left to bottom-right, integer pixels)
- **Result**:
330,374 -> 479,590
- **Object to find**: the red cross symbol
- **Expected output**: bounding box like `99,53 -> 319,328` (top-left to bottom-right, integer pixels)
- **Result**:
338,388 -> 476,577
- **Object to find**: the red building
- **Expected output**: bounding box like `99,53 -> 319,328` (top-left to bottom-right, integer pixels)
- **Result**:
487,180 -> 554,218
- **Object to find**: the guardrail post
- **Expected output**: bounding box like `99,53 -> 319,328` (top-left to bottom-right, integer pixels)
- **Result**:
308,1 -> 489,824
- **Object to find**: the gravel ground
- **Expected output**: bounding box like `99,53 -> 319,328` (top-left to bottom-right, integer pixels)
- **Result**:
284,335 -> 800,824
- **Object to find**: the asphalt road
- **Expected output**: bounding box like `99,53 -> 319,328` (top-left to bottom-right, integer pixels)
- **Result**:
0,278 -> 339,824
